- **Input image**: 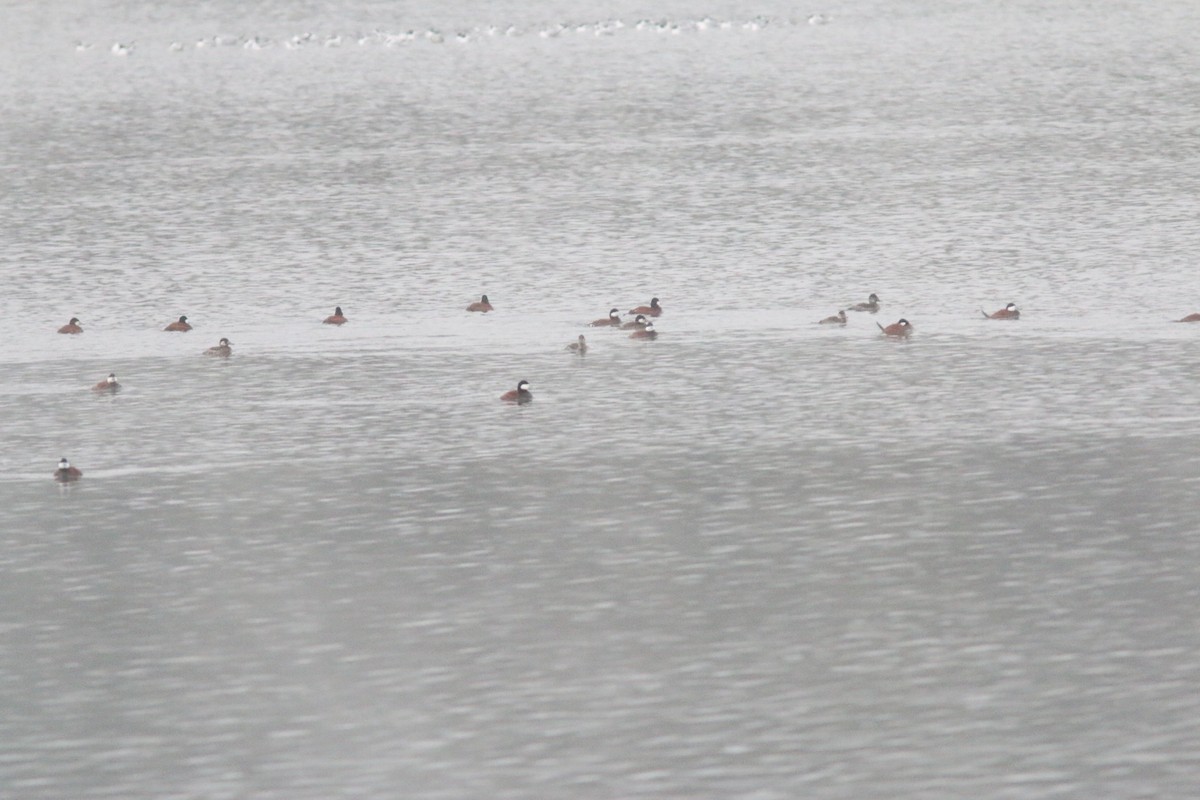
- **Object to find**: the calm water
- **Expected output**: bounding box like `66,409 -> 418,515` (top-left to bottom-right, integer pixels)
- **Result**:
3,1 -> 1200,797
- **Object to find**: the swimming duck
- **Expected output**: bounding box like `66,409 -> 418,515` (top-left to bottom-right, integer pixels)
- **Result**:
323,306 -> 348,325
850,293 -> 880,313
819,310 -> 847,325
589,308 -> 622,327
58,317 -> 83,334
878,318 -> 912,337
1176,313 -> 1200,322
982,303 -> 1020,320
629,322 -> 657,339
54,458 -> 82,482
500,380 -> 532,404
567,335 -> 588,354
164,315 -> 192,332
467,295 -> 493,312
92,373 -> 119,391
204,338 -> 233,357
629,297 -> 662,317
620,314 -> 648,330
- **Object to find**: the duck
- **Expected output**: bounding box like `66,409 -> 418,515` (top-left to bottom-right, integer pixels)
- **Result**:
1176,313 -> 1200,323
54,458 -> 82,482
567,335 -> 588,354
92,373 -> 119,392
467,294 -> 493,312
589,308 -> 622,327
164,315 -> 192,332
629,322 -> 657,339
877,318 -> 912,337
204,338 -> 233,357
323,306 -> 348,325
58,317 -> 83,334
982,303 -> 1020,320
629,297 -> 662,316
819,310 -> 847,325
849,293 -> 880,312
500,380 -> 532,404
620,314 -> 649,330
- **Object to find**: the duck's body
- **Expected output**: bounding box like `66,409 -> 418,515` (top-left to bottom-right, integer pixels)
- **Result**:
629,297 -> 662,317
630,322 -> 657,339
819,310 -> 847,325
850,293 -> 880,313
92,373 -> 119,392
620,314 -> 649,330
1177,313 -> 1200,323
58,318 -> 83,334
54,458 -> 82,482
500,380 -> 532,404
567,335 -> 588,354
589,309 -> 622,327
204,338 -> 233,357
878,318 -> 912,337
323,306 -> 348,325
164,315 -> 192,332
467,295 -> 493,313
982,303 -> 1020,320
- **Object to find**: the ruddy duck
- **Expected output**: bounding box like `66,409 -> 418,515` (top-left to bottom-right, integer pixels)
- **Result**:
164,315 -> 192,332
54,457 -> 82,482
500,380 -> 532,404
629,297 -> 662,316
92,372 -> 119,391
819,310 -> 847,325
58,317 -> 83,334
467,295 -> 494,312
630,322 -> 657,339
620,314 -> 648,330
567,335 -> 587,353
589,308 -> 622,327
204,338 -> 233,357
324,306 -> 348,325
878,318 -> 912,337
1177,313 -> 1200,323
850,293 -> 880,313
982,303 -> 1020,320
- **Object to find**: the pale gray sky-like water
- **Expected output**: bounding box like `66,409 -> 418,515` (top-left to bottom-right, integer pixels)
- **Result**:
3,1 -> 1200,797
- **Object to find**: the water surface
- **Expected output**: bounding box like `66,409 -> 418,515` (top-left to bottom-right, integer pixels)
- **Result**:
3,1 -> 1200,797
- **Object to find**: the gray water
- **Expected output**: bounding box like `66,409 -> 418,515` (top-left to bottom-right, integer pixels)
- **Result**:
3,1 -> 1200,797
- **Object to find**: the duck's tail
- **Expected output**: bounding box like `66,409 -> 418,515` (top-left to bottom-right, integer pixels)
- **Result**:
876,322 -> 885,332
980,309 -> 990,319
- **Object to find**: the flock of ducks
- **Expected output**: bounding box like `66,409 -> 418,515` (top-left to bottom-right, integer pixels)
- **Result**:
52,292 -> 1199,481
50,306 -> 353,482
45,292 -> 985,480
48,296 -> 662,480
73,13 -> 832,56
486,296 -> 664,408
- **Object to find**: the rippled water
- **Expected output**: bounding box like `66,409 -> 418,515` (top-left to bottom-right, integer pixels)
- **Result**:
3,1 -> 1200,797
